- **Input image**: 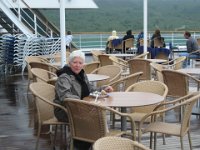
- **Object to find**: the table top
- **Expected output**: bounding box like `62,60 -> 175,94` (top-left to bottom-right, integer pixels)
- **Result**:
87,74 -> 110,82
84,91 -> 164,107
147,59 -> 167,63
107,53 -> 135,57
178,68 -> 200,75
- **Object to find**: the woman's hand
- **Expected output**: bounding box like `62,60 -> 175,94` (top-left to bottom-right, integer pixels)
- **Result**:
104,86 -> 113,93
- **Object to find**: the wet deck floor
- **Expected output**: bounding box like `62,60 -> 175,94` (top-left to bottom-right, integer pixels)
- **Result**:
0,67 -> 200,150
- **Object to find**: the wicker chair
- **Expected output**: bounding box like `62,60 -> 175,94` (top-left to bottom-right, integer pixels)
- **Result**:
108,72 -> 143,128
29,61 -> 58,73
138,92 -> 200,150
25,56 -> 49,88
150,63 -> 165,82
123,38 -> 134,53
93,136 -> 150,150
108,72 -> 143,92
126,80 -> 168,124
161,56 -> 186,70
83,61 -> 100,74
134,52 -> 149,59
29,82 -> 69,150
98,54 -> 113,66
128,58 -> 152,80
109,56 -> 129,76
91,65 -> 122,87
31,68 -> 57,83
91,50 -> 105,61
64,98 -> 137,150
162,69 -> 200,98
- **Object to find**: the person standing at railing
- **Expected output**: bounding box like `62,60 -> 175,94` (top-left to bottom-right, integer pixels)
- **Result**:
65,30 -> 73,52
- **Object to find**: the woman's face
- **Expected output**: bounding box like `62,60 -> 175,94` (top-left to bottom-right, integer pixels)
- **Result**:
69,57 -> 84,74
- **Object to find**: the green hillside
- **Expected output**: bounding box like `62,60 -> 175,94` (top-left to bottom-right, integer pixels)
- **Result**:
40,0 -> 200,32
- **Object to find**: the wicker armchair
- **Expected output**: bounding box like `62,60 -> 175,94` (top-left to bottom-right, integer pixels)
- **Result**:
98,54 -> 113,66
138,92 -> 200,150
126,80 -> 168,123
128,58 -> 152,80
109,56 -> 129,76
91,50 -> 105,61
83,61 -> 100,74
108,72 -> 143,128
91,65 -> 122,87
93,136 -> 150,150
29,82 -> 69,150
108,72 -> 143,92
64,98 -> 137,149
161,56 -> 186,70
134,52 -> 149,59
162,69 -> 200,98
150,63 -> 165,82
29,61 -> 58,73
31,68 -> 57,83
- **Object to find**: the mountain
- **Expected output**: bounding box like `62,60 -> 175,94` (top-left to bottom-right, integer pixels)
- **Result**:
40,0 -> 200,32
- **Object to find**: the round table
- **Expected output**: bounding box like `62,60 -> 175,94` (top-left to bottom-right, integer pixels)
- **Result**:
87,74 -> 110,82
84,91 -> 164,130
178,68 -> 200,75
147,59 -> 167,63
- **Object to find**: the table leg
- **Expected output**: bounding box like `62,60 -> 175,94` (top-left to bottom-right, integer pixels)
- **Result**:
121,107 -> 127,131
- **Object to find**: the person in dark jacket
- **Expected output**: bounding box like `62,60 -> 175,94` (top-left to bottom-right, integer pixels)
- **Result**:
54,50 -> 113,150
122,30 -> 134,53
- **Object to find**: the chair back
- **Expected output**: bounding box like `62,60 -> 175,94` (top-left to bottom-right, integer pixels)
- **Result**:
83,61 -> 100,74
29,61 -> 58,73
109,72 -> 143,91
64,99 -> 107,143
98,54 -> 113,66
109,56 -> 128,74
93,136 -> 150,150
162,69 -> 189,97
154,37 -> 164,48
29,82 -> 57,123
150,63 -> 164,82
126,80 -> 168,113
173,56 -> 186,70
31,68 -> 57,83
25,56 -> 49,80
128,58 -> 151,80
91,65 -> 122,87
123,38 -> 134,53
91,50 -> 104,61
134,52 -> 149,59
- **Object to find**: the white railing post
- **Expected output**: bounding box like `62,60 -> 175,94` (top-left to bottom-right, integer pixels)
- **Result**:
34,14 -> 37,35
79,35 -> 82,49
17,0 -> 21,21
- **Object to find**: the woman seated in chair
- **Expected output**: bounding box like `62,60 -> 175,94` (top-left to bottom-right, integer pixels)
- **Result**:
54,50 -> 113,150
150,29 -> 166,48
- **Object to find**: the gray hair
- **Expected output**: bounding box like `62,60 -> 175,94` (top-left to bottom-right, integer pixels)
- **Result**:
69,50 -> 85,63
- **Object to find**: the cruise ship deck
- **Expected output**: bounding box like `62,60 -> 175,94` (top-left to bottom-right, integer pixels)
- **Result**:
0,56 -> 200,150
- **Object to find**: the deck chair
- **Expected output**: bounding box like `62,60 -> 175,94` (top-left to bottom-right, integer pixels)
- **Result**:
91,65 -> 122,87
31,68 -> 57,83
64,98 -> 137,150
83,61 -> 100,74
128,58 -> 152,80
98,54 -> 113,66
138,92 -> 200,150
29,82 -> 69,150
93,136 -> 150,150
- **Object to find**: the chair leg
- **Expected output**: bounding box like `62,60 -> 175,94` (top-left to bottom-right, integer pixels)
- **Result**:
154,132 -> 157,150
188,131 -> 192,150
35,124 -> 41,150
180,137 -> 184,150
150,132 -> 153,149
162,133 -> 166,145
